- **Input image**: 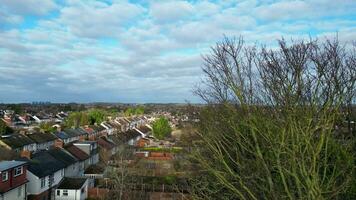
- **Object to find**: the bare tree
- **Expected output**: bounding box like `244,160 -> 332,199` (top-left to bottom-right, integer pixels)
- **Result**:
191,36 -> 355,199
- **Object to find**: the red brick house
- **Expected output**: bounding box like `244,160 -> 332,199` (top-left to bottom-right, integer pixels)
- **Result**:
0,160 -> 28,200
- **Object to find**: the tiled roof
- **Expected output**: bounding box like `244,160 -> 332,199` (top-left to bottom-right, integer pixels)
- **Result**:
54,131 -> 70,140
64,144 -> 90,161
57,177 -> 87,190
0,134 -> 34,149
0,160 -> 27,171
26,132 -> 57,143
48,148 -> 78,167
138,126 -> 152,134
23,151 -> 66,178
84,164 -> 104,174
97,137 -> 116,150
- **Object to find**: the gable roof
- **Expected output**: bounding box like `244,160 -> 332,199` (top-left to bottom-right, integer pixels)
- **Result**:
64,144 -> 90,161
0,134 -> 35,149
26,132 -> 57,144
48,148 -> 78,167
137,126 -> 152,134
54,131 -> 70,140
97,137 -> 116,150
0,160 -> 27,172
57,178 -> 87,190
23,151 -> 66,178
63,128 -> 81,138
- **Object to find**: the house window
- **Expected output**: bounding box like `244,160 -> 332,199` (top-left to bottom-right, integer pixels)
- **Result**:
41,177 -> 46,188
2,171 -> 8,182
81,187 -> 85,193
63,190 -> 68,196
14,166 -> 23,177
56,190 -> 60,196
17,186 -> 22,197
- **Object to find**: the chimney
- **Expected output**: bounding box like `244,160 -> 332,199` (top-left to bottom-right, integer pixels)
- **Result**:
20,150 -> 31,159
54,139 -> 64,148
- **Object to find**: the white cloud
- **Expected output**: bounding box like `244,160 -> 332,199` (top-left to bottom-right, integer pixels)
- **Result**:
0,0 -> 58,16
59,1 -> 145,38
149,1 -> 194,23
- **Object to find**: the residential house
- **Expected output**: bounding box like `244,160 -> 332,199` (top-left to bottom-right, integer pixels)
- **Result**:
90,125 -> 106,138
75,128 -> 88,141
54,131 -> 76,145
55,178 -> 88,200
64,144 -> 90,174
72,141 -> 99,166
0,161 -> 28,200
97,137 -> 117,156
24,152 -> 66,200
62,129 -> 80,143
82,127 -> 95,141
115,118 -> 129,132
0,134 -> 37,153
48,148 -> 80,177
100,122 -> 113,135
26,132 -> 57,152
122,129 -> 142,146
107,121 -> 121,134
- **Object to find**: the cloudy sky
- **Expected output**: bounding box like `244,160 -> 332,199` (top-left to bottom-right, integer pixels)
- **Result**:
0,0 -> 355,103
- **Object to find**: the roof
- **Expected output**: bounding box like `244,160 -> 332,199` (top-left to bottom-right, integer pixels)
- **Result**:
63,128 -> 81,137
0,134 -> 35,149
26,132 -> 57,144
54,131 -> 70,140
138,126 -> 152,134
84,164 -> 104,174
75,128 -> 88,136
48,148 -> 78,167
57,178 -> 87,190
107,135 -> 124,145
23,151 -> 66,178
83,127 -> 94,135
0,160 -> 27,171
64,144 -> 90,161
97,137 -> 116,150
90,125 -> 105,132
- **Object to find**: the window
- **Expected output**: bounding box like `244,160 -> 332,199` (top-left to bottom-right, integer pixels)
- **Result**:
41,177 -> 46,188
17,186 -> 22,197
63,190 -> 68,196
14,166 -> 23,177
56,190 -> 60,196
81,187 -> 85,193
2,171 -> 8,182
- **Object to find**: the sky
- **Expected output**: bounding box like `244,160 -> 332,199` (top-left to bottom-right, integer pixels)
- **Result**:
0,0 -> 355,103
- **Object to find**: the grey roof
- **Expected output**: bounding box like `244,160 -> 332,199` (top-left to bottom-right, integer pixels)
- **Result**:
0,160 -> 27,171
22,151 -> 66,178
57,178 -> 87,190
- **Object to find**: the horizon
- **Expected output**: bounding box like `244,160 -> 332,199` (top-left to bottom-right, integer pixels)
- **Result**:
0,0 -> 355,103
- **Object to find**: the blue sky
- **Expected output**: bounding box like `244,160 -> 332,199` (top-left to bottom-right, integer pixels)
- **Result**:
0,0 -> 355,103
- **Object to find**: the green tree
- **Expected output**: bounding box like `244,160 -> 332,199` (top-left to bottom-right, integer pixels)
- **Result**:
134,106 -> 145,115
124,108 -> 134,116
39,122 -> 56,133
88,109 -> 106,125
152,117 -> 172,139
191,37 -> 355,199
0,120 -> 13,135
65,112 -> 89,128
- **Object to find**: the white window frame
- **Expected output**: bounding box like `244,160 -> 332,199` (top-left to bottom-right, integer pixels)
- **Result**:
63,190 -> 68,196
2,171 -> 8,182
14,166 -> 23,177
40,177 -> 46,188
